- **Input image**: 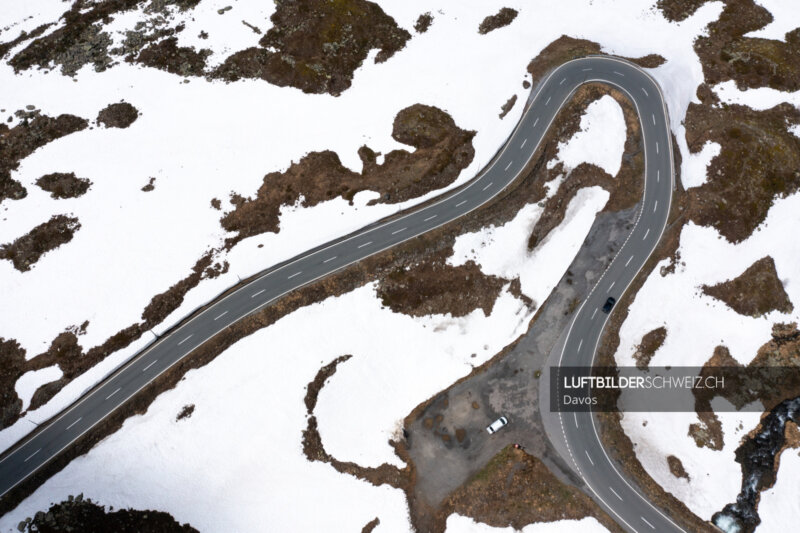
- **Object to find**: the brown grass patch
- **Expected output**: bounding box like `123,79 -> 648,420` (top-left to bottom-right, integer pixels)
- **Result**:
35,172 -> 91,199
478,8 -> 518,35
667,455 -> 690,480
632,327 -> 667,370
702,256 -> 793,317
0,215 -> 81,272
97,102 -> 140,129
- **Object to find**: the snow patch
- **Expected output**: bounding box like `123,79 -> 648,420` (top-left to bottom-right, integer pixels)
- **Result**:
714,80 -> 800,110
745,0 -> 800,41
14,366 -> 63,412
757,446 -> 800,530
681,140 -> 721,189
445,514 -> 609,532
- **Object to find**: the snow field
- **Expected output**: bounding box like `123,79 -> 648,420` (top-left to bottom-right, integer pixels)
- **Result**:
445,514 -> 609,532
14,366 -> 62,412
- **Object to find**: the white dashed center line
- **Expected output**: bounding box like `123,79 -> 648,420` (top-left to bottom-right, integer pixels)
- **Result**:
608,281 -> 615,293
391,227 -> 407,235
357,242 -> 372,249
178,334 -> 192,345
653,200 -> 658,213
482,182 -> 493,191
641,516 -> 656,529
520,138 -> 527,148
106,387 -> 121,401
613,70 -> 624,77
643,228 -> 650,240
656,141 -> 659,154
625,255 -> 634,267
560,77 -> 566,85
585,450 -> 595,465
251,289 -> 266,298
652,113 -> 656,125
424,215 -> 437,222
214,310 -> 228,321
288,271 -> 302,278
641,87 -> 649,97
65,417 -> 82,431
142,360 -> 158,372
455,200 -> 467,207
573,412 -> 579,428
578,339 -> 584,352
23,449 -> 41,463
323,256 -> 337,263
610,487 -> 624,501
591,308 -> 598,319
533,117 -> 539,127
505,161 -> 513,171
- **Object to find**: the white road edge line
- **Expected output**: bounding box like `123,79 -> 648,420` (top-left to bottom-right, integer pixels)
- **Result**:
65,417 -> 82,431
288,271 -> 302,278
23,449 -> 40,463
585,450 -> 594,465
142,360 -> 157,372
178,334 -> 192,345
323,256 -> 337,263
251,289 -> 266,298
391,228 -> 407,235
105,387 -> 121,401
610,487 -> 624,501
213,310 -> 228,320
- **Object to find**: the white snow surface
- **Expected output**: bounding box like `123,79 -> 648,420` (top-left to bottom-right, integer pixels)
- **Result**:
14,366 -> 63,412
0,0 -> 724,454
745,0 -> 800,41
614,191 -> 800,519
0,282 -> 537,532
445,514 -> 609,533
758,447 -> 800,531
550,95 -> 626,176
714,80 -> 800,110
450,187 -> 610,308
681,140 -> 721,189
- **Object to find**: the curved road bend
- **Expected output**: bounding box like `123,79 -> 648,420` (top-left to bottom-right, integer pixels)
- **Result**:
1,57 -> 677,531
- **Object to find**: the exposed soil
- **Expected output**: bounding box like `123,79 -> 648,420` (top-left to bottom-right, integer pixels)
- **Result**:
656,0 -> 712,22
0,111 -> 88,204
220,104 -> 475,245
212,0 -> 411,95
0,24 -> 52,61
35,172 -> 92,199
361,517 -> 380,533
684,100 -> 800,243
702,256 -> 793,317
19,495 -> 197,533
141,177 -> 156,192
498,95 -> 517,119
414,13 -> 433,34
632,327 -> 667,370
175,403 -> 194,421
693,0 -> 800,92
97,102 -> 140,129
478,8 -> 518,35
439,446 -> 622,532
375,252 -> 507,318
667,455 -> 690,480
136,36 -> 210,77
0,215 -> 81,272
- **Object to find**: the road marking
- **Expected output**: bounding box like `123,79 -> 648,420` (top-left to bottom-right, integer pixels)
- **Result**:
533,117 -> 540,127
288,271 -> 302,278
424,215 -> 437,222
610,486 -> 624,501
657,169 -> 660,182
504,161 -> 513,171
142,360 -> 158,372
613,70 -> 624,77
323,256 -> 337,263
608,281 -> 615,293
251,289 -> 266,298
106,387 -> 121,400
456,200 -> 467,207
545,96 -> 551,106
641,87 -> 649,97
573,412 -> 579,428
578,339 -> 583,352
625,255 -> 634,267
591,308 -> 598,319
23,449 -> 41,463
520,138 -> 527,148
65,417 -> 82,431
391,228 -> 407,235
357,242 -> 372,249
585,450 -> 595,465
643,228 -> 650,240
213,310 -> 228,320
642,517 -> 656,529
582,67 -> 593,71
652,113 -> 656,125
482,182 -> 493,191
656,141 -> 659,154
653,200 -> 658,213
178,334 -> 192,345
560,77 -> 566,85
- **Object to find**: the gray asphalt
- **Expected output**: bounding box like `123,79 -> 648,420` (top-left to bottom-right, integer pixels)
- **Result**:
0,56 -> 678,532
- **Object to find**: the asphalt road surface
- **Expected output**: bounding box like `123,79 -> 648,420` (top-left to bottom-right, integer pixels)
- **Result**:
1,56 -> 679,532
